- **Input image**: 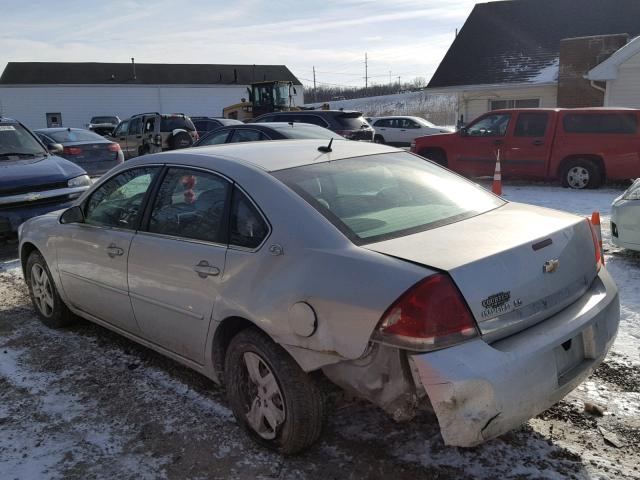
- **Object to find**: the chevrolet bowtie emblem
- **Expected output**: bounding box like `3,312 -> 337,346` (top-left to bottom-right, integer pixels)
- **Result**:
543,259 -> 560,273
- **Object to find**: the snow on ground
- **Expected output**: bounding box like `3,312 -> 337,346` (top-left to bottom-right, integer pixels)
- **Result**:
0,182 -> 639,479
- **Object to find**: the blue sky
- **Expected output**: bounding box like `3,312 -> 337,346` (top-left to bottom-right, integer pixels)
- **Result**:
0,0 -> 478,88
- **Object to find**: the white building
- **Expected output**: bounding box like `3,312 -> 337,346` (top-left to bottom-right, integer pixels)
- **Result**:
0,62 -> 303,129
586,35 -> 640,108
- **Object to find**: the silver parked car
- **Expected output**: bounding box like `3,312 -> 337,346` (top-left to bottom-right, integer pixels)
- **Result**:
18,140 -> 619,453
611,178 -> 640,252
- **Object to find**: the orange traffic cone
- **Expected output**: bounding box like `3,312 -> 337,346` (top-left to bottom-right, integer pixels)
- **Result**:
492,149 -> 502,195
591,211 -> 604,264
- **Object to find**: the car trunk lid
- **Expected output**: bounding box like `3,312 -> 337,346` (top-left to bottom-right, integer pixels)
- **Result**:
364,202 -> 598,341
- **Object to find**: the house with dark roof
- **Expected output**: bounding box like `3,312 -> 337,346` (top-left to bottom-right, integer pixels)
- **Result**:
0,61 -> 303,129
427,0 -> 640,122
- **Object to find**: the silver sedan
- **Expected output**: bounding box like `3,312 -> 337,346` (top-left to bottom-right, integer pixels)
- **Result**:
18,139 -> 619,453
611,178 -> 640,252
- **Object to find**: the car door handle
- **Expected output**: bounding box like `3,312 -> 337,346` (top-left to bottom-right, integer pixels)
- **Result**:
193,260 -> 220,278
493,139 -> 504,146
532,140 -> 544,146
106,244 -> 124,258
400,129 -> 406,131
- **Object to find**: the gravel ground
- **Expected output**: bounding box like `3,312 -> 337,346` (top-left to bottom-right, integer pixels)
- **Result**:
1,183 -> 639,479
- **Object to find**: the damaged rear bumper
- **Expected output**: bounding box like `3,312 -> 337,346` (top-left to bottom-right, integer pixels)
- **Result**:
409,268 -> 619,447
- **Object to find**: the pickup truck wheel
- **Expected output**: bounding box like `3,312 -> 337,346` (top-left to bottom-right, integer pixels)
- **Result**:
561,159 -> 602,189
224,328 -> 325,454
26,251 -> 76,328
374,134 -> 385,144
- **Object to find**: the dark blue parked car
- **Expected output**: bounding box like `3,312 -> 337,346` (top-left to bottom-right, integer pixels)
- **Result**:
0,117 -> 91,239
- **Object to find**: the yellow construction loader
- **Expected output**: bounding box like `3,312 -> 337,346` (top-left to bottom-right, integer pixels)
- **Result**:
223,80 -> 301,121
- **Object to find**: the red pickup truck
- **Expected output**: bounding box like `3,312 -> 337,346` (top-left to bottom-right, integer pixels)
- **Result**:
411,108 -> 640,189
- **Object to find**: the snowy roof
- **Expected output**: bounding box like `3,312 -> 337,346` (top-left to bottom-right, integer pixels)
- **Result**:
0,62 -> 302,86
428,0 -> 640,89
586,35 -> 640,80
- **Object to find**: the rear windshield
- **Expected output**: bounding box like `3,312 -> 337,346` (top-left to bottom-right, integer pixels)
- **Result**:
273,152 -> 504,244
336,113 -> 369,130
46,130 -> 104,142
161,117 -> 196,132
0,123 -> 47,158
91,117 -> 118,124
270,124 -> 336,139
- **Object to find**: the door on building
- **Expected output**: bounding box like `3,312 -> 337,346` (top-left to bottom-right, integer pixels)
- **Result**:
46,113 -> 62,127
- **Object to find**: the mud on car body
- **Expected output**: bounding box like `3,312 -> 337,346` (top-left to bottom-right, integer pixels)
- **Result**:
18,140 -> 618,453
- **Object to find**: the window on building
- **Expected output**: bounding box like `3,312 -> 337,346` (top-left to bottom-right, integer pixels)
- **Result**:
490,99 -> 540,110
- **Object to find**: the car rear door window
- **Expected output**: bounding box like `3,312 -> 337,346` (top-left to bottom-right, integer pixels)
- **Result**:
198,130 -> 231,146
514,113 -> 549,137
229,129 -> 267,143
229,189 -> 269,249
148,168 -> 230,244
129,117 -> 143,136
84,167 -> 159,230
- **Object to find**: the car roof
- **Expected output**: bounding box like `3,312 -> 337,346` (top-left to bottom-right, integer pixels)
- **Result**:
182,139 -> 400,172
264,110 -> 362,116
0,116 -> 18,123
34,127 -> 88,132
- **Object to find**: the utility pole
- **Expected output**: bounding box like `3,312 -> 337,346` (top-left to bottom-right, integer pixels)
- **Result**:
397,76 -> 401,91
364,52 -> 368,90
313,66 -> 317,103
389,71 -> 392,86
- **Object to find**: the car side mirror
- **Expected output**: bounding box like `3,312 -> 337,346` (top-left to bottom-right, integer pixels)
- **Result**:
459,127 -> 468,137
48,143 -> 64,154
60,205 -> 85,224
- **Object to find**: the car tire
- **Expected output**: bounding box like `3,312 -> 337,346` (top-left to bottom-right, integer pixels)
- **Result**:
25,251 -> 76,328
374,134 -> 385,144
224,328 -> 325,454
168,131 -> 193,150
561,158 -> 602,189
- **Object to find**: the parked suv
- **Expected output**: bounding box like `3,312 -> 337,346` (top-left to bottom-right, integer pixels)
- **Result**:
253,110 -> 374,141
87,116 -> 120,136
412,108 -> 640,189
107,113 -> 198,159
369,116 -> 452,146
0,117 -> 91,239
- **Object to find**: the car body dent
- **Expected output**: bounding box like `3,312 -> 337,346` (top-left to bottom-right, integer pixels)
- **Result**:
410,268 -> 618,447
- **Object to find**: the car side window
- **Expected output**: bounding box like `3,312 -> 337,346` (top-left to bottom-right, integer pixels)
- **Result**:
254,116 -> 275,123
467,114 -> 511,137
148,168 -> 230,244
84,167 -> 159,229
199,130 -> 231,146
298,115 -> 328,127
229,129 -> 266,143
402,119 -> 420,129
129,117 -> 143,135
230,188 -> 268,249
113,121 -> 129,137
514,113 -> 548,137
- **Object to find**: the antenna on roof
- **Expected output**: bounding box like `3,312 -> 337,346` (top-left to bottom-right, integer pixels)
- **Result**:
317,138 -> 334,153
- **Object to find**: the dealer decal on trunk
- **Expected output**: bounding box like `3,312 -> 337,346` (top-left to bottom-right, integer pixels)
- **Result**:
480,291 -> 522,318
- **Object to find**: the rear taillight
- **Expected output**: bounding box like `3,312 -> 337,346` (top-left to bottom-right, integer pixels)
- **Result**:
194,131 -> 200,140
107,143 -> 121,152
373,274 -> 478,351
63,146 -> 82,155
586,218 -> 603,271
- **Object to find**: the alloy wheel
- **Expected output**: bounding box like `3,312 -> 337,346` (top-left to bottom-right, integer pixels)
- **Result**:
567,166 -> 590,189
242,351 -> 286,440
30,264 -> 54,317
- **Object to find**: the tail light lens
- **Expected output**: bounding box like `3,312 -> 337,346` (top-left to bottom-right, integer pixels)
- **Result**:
194,131 -> 200,140
587,218 -> 603,271
373,274 -> 478,351
107,143 -> 121,152
63,146 -> 82,155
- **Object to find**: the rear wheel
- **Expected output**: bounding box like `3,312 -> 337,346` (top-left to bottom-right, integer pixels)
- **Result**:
374,134 -> 385,144
561,158 -> 602,189
224,328 -> 325,454
26,251 -> 75,328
